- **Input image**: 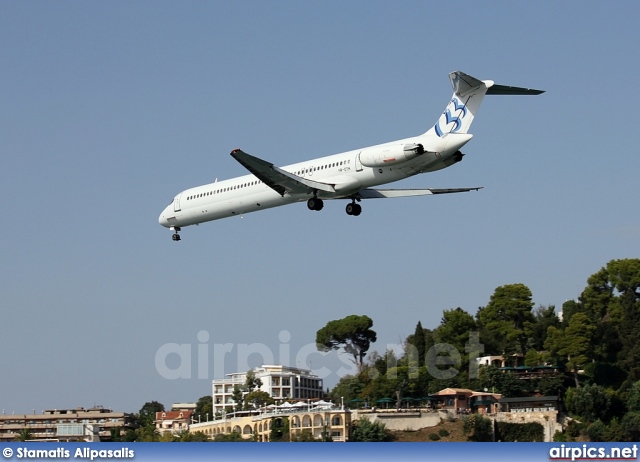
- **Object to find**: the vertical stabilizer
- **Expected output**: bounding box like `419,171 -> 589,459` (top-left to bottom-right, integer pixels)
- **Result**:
426,71 -> 493,137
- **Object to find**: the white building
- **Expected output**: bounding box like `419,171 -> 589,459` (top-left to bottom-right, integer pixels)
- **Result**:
212,365 -> 323,414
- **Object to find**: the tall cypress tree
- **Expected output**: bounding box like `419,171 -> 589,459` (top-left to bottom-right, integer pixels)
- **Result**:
413,321 -> 426,365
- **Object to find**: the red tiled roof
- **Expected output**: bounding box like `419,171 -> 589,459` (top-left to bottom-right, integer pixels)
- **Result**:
155,410 -> 193,421
431,388 -> 474,396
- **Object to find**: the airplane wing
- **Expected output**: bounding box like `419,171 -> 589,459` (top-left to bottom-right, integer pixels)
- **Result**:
357,187 -> 483,199
231,149 -> 335,196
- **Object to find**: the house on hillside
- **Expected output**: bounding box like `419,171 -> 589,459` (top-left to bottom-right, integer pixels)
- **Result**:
497,395 -> 561,413
475,354 -> 524,368
430,388 -> 502,414
155,410 -> 193,436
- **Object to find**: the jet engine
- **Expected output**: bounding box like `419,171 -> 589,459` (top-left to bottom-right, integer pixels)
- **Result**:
452,150 -> 464,163
359,143 -> 424,168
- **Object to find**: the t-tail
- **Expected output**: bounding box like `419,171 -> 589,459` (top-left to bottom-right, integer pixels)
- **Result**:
425,71 -> 544,138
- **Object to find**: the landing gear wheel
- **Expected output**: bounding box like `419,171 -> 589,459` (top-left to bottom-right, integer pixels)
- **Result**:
307,197 -> 324,211
346,203 -> 361,216
170,226 -> 181,241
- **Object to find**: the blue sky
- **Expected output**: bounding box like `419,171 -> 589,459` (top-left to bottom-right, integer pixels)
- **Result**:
1,1 -> 639,414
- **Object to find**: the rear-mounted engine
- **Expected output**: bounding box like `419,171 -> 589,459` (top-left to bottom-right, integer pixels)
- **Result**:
359,143 -> 424,168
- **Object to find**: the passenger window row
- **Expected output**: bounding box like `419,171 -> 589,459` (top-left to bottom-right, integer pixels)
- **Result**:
186,160 -> 351,201
186,180 -> 263,200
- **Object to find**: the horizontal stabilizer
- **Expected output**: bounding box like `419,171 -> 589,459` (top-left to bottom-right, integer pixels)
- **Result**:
358,187 -> 483,199
487,84 -> 544,95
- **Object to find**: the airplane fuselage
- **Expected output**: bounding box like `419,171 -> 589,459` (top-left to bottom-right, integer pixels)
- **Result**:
158,132 -> 470,229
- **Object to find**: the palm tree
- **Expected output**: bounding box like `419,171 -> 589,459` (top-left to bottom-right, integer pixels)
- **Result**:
14,428 -> 32,442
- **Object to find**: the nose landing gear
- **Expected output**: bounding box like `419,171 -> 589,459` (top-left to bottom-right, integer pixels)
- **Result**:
170,226 -> 181,241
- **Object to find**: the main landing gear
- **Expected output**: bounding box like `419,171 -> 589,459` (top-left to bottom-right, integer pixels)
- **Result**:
307,197 -> 324,211
171,226 -> 181,241
307,193 -> 362,216
345,201 -> 362,216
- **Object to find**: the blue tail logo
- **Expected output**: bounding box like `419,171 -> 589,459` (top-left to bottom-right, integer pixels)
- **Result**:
435,98 -> 467,137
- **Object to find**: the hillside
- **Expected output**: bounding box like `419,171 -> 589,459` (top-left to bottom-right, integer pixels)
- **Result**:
389,420 -> 466,442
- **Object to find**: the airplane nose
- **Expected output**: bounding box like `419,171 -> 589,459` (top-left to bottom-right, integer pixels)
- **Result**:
159,211 -> 170,228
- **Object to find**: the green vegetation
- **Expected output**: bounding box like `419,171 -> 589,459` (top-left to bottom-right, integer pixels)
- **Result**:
496,422 -> 544,442
13,428 -> 32,442
128,257 -> 639,442
269,417 -> 290,442
316,315 -> 377,372
462,414 -> 493,442
194,395 -> 213,423
477,283 -> 534,356
324,258 -> 640,442
349,417 -> 388,442
213,431 -> 245,442
135,401 -> 164,442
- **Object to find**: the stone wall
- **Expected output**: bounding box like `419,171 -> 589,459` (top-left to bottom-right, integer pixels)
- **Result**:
352,410 -> 442,431
493,411 -> 562,442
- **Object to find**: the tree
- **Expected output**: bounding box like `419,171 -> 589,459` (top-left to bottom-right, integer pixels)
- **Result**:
370,348 -> 399,378
244,390 -> 275,408
385,365 -> 412,409
195,395 -> 213,423
213,431 -> 244,442
535,373 -> 567,397
477,284 -> 535,356
478,365 -> 527,397
231,385 -> 244,412
135,425 -> 160,442
292,430 -> 316,442
524,349 -> 545,367
13,428 -> 32,442
178,431 -> 209,442
587,420 -> 607,442
434,308 -> 476,352
496,422 -> 544,442
579,259 -> 640,382
605,417 -> 626,442
269,417 -> 290,442
621,411 -> 640,441
428,308 -> 476,389
580,265 -> 615,323
109,426 -> 122,442
568,384 -> 611,422
560,299 -> 581,327
244,370 -> 263,392
409,321 -> 427,366
316,315 -> 377,372
607,259 -> 640,383
525,305 -> 560,351
138,401 -> 164,428
627,381 -> 640,412
463,414 -> 493,441
329,374 -> 364,404
545,312 -> 596,387
350,416 -> 387,442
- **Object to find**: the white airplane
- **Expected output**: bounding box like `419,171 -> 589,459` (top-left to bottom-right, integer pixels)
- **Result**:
159,71 -> 543,240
